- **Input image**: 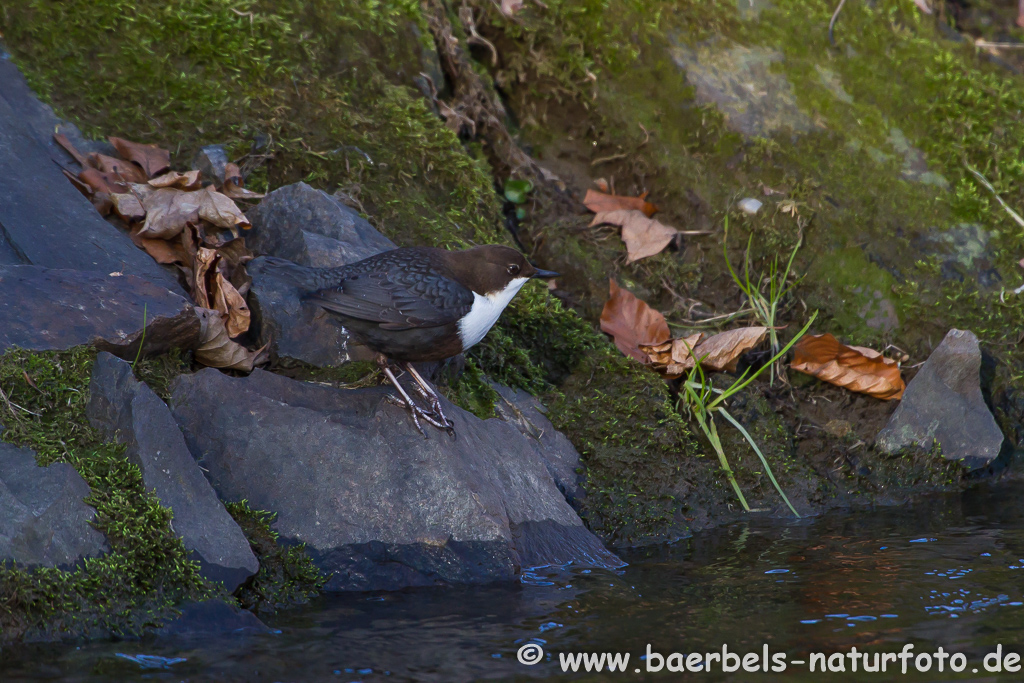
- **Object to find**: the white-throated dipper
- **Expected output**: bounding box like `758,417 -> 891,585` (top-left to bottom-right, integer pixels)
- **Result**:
262,245 -> 558,434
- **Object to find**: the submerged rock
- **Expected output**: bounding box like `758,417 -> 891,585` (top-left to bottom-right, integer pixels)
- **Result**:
0,266 -> 200,359
876,329 -> 1004,470
86,353 -> 258,591
246,182 -> 397,366
154,600 -> 271,637
0,58 -> 182,292
0,442 -> 108,568
169,368 -> 622,591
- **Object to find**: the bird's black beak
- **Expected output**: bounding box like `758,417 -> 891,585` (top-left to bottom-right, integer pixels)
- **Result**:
531,267 -> 560,279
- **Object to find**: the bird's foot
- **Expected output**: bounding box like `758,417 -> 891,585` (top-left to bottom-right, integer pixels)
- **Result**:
383,394 -> 449,437
403,363 -> 456,436
379,357 -> 455,437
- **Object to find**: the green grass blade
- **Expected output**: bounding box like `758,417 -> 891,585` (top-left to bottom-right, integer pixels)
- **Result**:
718,406 -> 800,517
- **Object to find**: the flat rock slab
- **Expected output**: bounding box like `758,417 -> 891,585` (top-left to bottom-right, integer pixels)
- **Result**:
170,369 -> 622,591
0,266 -> 200,359
86,353 -> 258,591
0,56 -> 181,292
877,329 -> 1004,470
246,183 -> 395,367
0,442 -> 108,567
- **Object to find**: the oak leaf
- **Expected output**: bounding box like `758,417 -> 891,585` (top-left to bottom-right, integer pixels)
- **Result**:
583,188 -> 658,217
109,136 -> 171,178
600,279 -> 670,362
790,333 -> 904,400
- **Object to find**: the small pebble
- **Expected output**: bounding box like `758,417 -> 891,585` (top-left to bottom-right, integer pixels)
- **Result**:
738,198 -> 763,214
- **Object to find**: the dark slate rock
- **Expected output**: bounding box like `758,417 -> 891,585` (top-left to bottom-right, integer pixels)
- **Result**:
489,382 -> 583,505
86,353 -> 258,591
154,600 -> 271,637
245,183 -> 396,366
170,369 -> 622,592
0,266 -> 200,359
877,329 -> 1005,470
246,182 -> 395,267
191,145 -> 230,187
0,57 -> 181,292
0,442 -> 108,567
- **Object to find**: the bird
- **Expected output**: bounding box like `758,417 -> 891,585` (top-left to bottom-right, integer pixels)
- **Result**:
259,245 -> 559,435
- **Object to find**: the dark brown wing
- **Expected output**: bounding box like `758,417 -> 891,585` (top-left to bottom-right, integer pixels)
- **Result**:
305,261 -> 474,331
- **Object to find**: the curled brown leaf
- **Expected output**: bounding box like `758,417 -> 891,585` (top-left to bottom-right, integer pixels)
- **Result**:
221,162 -> 265,199
194,307 -> 267,371
600,279 -> 670,362
148,169 -> 202,190
109,136 -> 171,178
136,186 -> 202,239
790,333 -> 904,400
591,209 -> 678,263
641,327 -> 768,378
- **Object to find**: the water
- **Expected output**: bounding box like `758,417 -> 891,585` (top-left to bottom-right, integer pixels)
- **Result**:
6,483 -> 1024,681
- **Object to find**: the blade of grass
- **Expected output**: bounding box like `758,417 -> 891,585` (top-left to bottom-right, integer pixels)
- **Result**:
719,406 -> 800,517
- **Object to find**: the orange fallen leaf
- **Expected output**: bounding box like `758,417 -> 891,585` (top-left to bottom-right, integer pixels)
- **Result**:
591,209 -> 678,263
149,169 -> 202,190
53,132 -> 88,167
194,307 -> 267,371
109,136 -> 171,178
600,279 -> 670,362
790,333 -> 904,400
641,327 -> 768,378
221,162 -> 264,199
583,188 -> 658,217
79,167 -> 129,195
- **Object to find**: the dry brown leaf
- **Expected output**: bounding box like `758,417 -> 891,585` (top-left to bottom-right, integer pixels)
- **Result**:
136,186 -> 202,239
128,226 -> 188,265
639,333 -> 703,378
87,152 -> 148,184
194,307 -> 267,372
591,209 -> 678,263
221,162 -> 265,199
193,247 -> 218,309
641,327 -> 768,377
149,170 -> 202,190
213,271 -> 251,337
600,279 -> 670,362
109,191 -> 147,222
109,136 -> 170,178
196,185 -> 250,231
54,132 -> 88,167
790,333 -> 904,400
79,167 -> 128,195
583,188 -> 658,217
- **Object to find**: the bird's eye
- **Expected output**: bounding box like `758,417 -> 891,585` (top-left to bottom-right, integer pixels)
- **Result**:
507,264 -> 521,276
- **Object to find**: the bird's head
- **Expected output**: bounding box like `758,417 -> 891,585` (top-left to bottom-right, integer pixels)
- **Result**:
450,245 -> 559,298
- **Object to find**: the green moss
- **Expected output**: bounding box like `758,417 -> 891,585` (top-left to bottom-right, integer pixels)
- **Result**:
0,348 -> 213,642
131,348 -> 193,402
441,357 -> 499,420
225,501 -> 324,615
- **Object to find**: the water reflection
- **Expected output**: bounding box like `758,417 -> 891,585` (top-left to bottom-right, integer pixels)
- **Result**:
5,484 -> 1024,681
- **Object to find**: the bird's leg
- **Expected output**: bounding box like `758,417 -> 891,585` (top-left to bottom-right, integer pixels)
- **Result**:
376,356 -> 446,436
403,362 -> 455,433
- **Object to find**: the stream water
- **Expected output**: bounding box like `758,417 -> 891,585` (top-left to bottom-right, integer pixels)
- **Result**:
5,482 -> 1024,682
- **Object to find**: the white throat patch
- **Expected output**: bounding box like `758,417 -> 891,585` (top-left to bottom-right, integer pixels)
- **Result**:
457,277 -> 529,350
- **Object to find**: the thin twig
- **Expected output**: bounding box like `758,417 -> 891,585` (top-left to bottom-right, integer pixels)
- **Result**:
829,0 -> 848,47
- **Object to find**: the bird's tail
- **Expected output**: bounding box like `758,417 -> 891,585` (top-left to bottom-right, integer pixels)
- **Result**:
250,256 -> 331,293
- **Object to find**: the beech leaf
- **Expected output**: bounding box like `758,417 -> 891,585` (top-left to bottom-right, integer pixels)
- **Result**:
136,186 -> 202,239
196,185 -> 251,230
591,209 -> 678,263
600,279 -> 670,362
221,162 -> 264,199
583,188 -> 658,217
790,333 -> 905,400
86,152 -> 148,183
